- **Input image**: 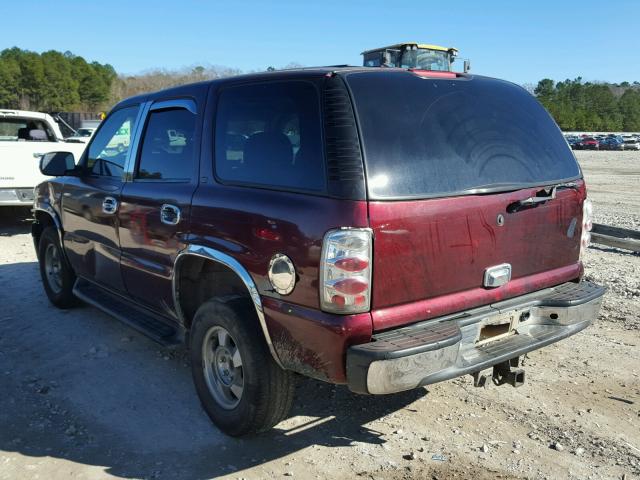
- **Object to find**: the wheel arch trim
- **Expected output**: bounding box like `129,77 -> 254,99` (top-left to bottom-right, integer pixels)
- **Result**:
173,244 -> 284,368
33,204 -> 62,230
33,204 -> 66,259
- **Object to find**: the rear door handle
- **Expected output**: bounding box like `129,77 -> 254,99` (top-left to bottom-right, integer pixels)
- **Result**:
160,204 -> 181,225
102,196 -> 118,214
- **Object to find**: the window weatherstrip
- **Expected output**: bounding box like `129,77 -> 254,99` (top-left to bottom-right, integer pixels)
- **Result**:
123,101 -> 152,181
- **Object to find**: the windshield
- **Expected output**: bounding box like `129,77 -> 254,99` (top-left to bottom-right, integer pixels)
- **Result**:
346,71 -> 581,199
401,48 -> 450,71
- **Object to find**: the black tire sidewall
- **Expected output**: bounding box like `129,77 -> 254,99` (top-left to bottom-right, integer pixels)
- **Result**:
190,298 -> 282,436
38,227 -> 76,308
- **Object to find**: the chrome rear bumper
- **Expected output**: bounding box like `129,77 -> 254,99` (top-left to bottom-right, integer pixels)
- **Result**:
346,281 -> 605,394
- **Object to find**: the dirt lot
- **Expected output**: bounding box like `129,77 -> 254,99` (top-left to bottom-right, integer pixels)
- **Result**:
0,150 -> 638,480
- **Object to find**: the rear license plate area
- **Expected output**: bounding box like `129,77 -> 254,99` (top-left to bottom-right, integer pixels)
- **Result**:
476,312 -> 518,346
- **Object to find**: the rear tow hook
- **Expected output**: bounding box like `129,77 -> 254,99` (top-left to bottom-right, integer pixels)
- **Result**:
471,358 -> 525,388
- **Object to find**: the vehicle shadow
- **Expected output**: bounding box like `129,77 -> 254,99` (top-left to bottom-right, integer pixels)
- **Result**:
0,260 -> 427,480
0,207 -> 32,236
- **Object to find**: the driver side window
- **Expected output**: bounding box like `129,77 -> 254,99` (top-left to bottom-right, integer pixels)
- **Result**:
86,106 -> 139,177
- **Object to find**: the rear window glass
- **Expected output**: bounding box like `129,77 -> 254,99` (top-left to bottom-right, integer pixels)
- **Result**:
214,81 -> 326,193
346,72 -> 581,199
0,118 -> 56,141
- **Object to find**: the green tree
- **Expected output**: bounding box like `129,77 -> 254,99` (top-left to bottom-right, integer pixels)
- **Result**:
619,89 -> 640,131
534,78 -> 555,99
0,54 -> 20,108
15,50 -> 45,109
0,47 -> 116,111
533,77 -> 640,131
41,50 -> 80,110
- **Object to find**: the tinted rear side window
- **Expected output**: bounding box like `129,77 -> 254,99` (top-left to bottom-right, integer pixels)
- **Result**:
136,108 -> 197,181
346,72 -> 581,199
214,81 -> 326,192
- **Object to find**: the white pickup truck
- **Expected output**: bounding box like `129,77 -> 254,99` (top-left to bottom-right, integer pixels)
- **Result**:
0,110 -> 87,207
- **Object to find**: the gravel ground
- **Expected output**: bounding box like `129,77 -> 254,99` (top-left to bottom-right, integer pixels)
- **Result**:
0,150 -> 638,480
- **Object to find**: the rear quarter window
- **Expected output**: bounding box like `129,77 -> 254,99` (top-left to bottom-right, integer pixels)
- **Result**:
0,118 -> 55,141
214,81 -> 326,193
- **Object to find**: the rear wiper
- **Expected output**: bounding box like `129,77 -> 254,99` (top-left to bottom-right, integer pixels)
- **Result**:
459,182 -> 534,195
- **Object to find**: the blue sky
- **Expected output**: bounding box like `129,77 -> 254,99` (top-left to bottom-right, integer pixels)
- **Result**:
1,0 -> 638,85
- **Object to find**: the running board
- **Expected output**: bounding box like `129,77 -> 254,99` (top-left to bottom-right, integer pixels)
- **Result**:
73,279 -> 184,347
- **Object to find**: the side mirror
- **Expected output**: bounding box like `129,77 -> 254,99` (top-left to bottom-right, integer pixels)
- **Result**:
40,151 -> 76,176
463,60 -> 471,73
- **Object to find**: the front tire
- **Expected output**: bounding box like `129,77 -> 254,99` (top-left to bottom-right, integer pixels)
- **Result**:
190,297 -> 295,436
38,227 -> 77,308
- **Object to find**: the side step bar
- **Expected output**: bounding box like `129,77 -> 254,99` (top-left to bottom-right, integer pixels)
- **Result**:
73,279 -> 184,347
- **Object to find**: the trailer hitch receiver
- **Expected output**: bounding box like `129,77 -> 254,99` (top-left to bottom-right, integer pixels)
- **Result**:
492,358 -> 525,387
471,358 -> 526,388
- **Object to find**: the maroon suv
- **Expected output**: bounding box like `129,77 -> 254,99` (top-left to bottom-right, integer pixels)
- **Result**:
32,67 -> 604,436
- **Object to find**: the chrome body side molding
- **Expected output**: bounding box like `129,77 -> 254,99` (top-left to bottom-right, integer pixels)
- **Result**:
173,244 -> 284,368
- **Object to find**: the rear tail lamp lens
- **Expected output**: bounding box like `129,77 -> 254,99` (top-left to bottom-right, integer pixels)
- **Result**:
580,198 -> 593,259
333,257 -> 369,272
320,229 -> 372,313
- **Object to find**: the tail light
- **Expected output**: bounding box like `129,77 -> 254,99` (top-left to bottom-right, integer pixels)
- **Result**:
320,229 -> 372,313
580,198 -> 593,259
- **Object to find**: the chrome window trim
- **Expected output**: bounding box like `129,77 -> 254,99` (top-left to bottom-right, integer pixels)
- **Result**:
172,244 -> 284,369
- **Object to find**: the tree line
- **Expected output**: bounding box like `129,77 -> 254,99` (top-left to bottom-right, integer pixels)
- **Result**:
534,78 -> 640,131
0,47 -> 116,111
1,48 -> 640,132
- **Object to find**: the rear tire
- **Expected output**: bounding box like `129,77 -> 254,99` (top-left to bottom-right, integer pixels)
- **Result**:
190,296 -> 295,436
38,227 -> 77,308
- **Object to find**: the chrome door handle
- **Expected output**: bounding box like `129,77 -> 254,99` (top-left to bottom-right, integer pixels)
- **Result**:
102,196 -> 118,214
160,204 -> 181,225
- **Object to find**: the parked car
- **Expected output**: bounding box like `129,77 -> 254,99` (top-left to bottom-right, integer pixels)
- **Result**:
565,135 -> 581,149
600,137 -> 624,150
624,139 -> 640,150
65,127 -> 96,143
579,137 -> 599,150
31,68 -> 604,436
0,110 -> 86,207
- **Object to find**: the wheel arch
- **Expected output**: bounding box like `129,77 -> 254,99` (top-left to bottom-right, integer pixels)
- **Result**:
173,244 -> 284,368
32,205 -> 64,259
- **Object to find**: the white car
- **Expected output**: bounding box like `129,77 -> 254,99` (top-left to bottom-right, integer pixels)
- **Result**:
65,127 -> 96,143
0,110 -> 87,207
